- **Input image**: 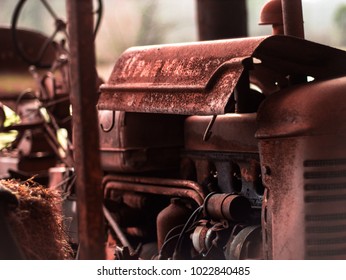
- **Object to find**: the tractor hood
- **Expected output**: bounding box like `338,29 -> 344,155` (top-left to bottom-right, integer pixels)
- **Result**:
98,35 -> 346,115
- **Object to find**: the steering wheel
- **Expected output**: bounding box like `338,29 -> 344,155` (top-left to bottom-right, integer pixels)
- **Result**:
11,0 -> 103,68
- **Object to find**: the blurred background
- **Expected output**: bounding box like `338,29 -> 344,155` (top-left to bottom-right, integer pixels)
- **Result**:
1,0 -> 346,79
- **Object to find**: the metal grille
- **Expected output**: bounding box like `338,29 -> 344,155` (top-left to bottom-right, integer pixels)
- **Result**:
304,159 -> 346,259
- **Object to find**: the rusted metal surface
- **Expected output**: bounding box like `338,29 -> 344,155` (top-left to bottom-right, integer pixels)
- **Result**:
0,27 -> 56,110
184,113 -> 258,153
103,175 -> 206,206
156,198 -> 194,250
197,0 -> 247,40
225,225 -> 263,259
66,0 -> 104,260
0,27 -> 56,73
259,0 -> 284,35
257,76 -> 346,259
259,0 -> 283,26
103,206 -> 134,253
99,37 -> 257,115
98,111 -> 184,172
281,0 -> 305,38
256,77 -> 346,138
204,193 -> 251,222
99,35 -> 346,115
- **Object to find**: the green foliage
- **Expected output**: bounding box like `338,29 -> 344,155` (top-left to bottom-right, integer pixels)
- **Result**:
0,106 -> 19,150
334,4 -> 346,45
335,4 -> 346,28
135,0 -> 175,46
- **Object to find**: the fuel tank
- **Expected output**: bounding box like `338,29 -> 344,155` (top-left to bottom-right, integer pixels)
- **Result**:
98,111 -> 184,172
256,76 -> 346,259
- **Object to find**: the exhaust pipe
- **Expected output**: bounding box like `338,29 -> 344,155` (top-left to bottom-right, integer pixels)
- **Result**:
281,0 -> 305,38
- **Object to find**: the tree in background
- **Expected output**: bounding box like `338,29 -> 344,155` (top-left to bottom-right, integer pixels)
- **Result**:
334,4 -> 346,46
135,0 -> 175,46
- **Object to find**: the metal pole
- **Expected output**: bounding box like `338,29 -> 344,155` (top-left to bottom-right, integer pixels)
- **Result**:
281,0 -> 306,84
66,0 -> 104,259
281,0 -> 305,38
197,0 -> 248,41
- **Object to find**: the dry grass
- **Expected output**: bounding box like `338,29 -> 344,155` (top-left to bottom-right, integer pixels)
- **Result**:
2,178 -> 73,260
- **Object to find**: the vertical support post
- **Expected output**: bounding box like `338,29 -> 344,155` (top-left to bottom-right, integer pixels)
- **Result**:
281,0 -> 306,84
281,0 -> 305,38
66,0 -> 104,259
197,0 -> 248,41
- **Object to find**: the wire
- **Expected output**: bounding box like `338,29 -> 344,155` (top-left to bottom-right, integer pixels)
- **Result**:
173,206 -> 203,259
158,224 -> 184,259
93,0 -> 103,38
